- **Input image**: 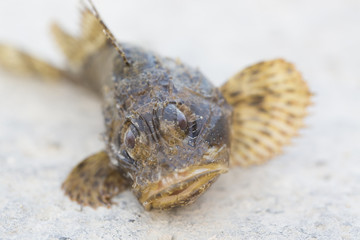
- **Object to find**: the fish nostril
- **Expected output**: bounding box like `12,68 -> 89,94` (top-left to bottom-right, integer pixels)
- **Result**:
188,120 -> 200,147
189,121 -> 199,137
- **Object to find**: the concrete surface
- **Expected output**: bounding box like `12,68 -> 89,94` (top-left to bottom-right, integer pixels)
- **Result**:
1,0 -> 360,239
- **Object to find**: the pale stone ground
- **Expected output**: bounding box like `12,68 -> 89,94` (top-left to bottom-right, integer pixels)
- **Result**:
0,0 -> 360,239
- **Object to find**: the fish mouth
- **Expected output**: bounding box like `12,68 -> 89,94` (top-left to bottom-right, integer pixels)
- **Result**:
139,164 -> 228,210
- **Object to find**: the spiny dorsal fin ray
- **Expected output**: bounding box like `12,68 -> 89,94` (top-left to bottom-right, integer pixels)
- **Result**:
220,59 -> 312,166
85,0 -> 130,65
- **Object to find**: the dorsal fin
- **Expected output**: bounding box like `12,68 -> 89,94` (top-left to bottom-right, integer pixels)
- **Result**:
51,0 -> 130,67
85,0 -> 130,66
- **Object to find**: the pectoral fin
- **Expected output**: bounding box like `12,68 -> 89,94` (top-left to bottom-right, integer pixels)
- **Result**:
62,151 -> 129,208
220,59 -> 312,166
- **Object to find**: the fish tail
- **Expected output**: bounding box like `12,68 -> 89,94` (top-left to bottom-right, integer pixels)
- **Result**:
0,44 -> 64,80
0,1 -> 127,94
50,8 -> 109,68
0,9 -> 107,82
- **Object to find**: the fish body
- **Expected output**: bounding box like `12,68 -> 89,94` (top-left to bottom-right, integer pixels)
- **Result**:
92,44 -> 232,209
0,2 -> 311,210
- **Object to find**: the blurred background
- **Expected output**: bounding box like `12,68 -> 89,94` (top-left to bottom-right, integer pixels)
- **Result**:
0,0 -> 359,239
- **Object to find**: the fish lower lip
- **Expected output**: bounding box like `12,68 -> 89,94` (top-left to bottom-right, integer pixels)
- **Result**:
139,164 -> 228,210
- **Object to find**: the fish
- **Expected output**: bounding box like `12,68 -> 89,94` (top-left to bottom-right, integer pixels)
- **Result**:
0,1 -> 312,211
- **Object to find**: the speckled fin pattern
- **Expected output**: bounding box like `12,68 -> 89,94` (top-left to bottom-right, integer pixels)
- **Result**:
62,151 -> 129,208
220,59 -> 312,166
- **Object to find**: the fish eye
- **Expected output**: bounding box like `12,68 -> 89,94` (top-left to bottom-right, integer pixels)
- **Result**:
163,104 -> 188,130
177,110 -> 187,130
125,127 -> 136,149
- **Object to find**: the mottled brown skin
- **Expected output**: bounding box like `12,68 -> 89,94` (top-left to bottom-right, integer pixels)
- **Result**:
62,41 -> 232,209
100,44 -> 232,209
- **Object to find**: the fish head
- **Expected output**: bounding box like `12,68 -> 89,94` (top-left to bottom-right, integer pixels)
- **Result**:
107,46 -> 232,209
108,95 -> 232,210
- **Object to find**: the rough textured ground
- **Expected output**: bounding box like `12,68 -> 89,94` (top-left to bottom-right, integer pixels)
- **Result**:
1,0 -> 360,239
